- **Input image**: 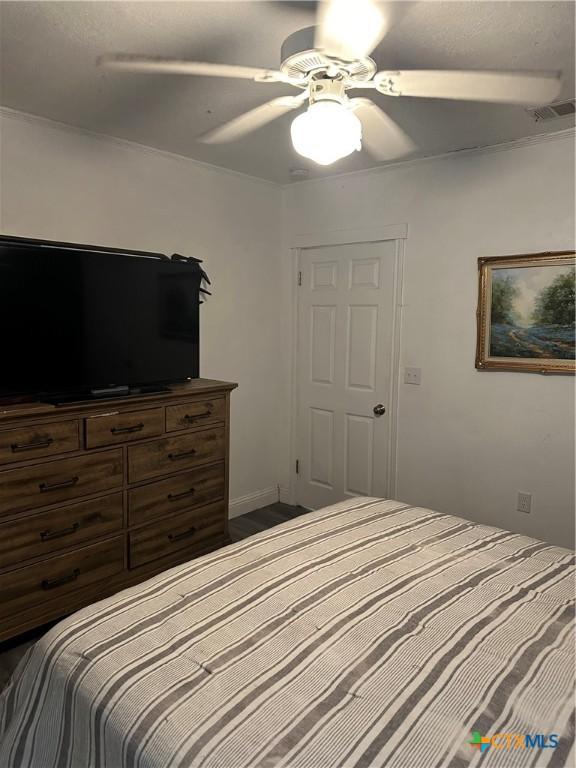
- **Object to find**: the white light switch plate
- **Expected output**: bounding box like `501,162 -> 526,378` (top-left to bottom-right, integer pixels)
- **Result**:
404,367 -> 422,385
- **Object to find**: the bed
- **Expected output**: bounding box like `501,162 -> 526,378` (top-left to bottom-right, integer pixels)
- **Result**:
0,498 -> 574,768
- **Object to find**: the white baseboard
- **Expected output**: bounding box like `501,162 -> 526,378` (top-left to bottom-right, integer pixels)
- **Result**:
278,485 -> 292,505
228,487 -> 279,519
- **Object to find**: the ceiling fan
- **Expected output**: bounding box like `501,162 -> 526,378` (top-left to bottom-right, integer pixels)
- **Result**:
98,0 -> 562,167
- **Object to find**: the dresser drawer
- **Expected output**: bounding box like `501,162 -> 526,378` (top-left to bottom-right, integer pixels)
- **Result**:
166,398 -> 226,432
0,536 -> 124,619
0,449 -> 123,517
85,408 -> 163,449
129,463 -> 225,527
129,501 -> 225,569
0,494 -> 123,569
128,426 -> 225,482
0,420 -> 79,466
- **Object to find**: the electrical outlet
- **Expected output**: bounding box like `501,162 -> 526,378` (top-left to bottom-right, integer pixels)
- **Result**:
517,492 -> 532,514
404,367 -> 422,385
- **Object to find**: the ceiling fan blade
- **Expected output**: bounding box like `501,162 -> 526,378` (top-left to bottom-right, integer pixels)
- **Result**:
375,70 -> 562,104
98,54 -> 285,83
198,95 -> 308,144
350,98 -> 415,161
314,0 -> 390,61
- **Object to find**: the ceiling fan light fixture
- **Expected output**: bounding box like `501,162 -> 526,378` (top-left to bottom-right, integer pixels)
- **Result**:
291,101 -> 362,166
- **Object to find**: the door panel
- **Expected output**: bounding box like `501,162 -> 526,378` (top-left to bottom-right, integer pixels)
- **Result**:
311,306 -> 336,384
349,257 -> 380,289
309,408 -> 334,489
297,240 -> 397,509
345,414 -> 374,496
347,305 -> 378,390
312,260 -> 338,290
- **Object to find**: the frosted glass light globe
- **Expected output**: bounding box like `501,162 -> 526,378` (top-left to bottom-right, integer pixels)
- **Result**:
291,101 -> 362,166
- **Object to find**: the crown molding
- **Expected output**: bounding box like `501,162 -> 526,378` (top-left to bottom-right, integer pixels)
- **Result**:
283,126 -> 576,189
0,106 -> 280,189
1,105 -> 573,190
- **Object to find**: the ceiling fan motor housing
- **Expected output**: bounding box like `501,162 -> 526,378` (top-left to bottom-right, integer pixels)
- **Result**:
310,79 -> 348,104
280,26 -> 376,83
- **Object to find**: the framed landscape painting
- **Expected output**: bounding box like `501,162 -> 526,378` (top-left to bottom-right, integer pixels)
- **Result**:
476,251 -> 575,374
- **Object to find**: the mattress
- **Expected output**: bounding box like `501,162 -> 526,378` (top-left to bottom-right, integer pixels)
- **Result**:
0,498 -> 574,768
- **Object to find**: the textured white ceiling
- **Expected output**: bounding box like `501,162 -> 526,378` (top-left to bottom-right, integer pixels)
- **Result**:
1,1 -> 574,183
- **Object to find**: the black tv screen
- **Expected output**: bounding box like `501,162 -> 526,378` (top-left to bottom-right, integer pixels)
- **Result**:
0,237 -> 201,400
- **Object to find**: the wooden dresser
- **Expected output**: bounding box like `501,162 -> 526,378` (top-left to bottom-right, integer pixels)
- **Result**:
0,378 -> 236,642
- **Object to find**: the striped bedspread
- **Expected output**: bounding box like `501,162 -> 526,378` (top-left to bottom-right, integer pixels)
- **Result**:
0,498 -> 574,768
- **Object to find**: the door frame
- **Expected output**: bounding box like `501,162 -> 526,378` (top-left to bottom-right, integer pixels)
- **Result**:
286,224 -> 408,508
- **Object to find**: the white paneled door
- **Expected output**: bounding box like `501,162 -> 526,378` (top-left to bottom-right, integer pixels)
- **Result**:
296,239 -> 398,509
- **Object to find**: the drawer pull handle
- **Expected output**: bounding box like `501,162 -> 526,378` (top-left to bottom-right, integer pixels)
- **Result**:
39,476 -> 79,493
40,522 -> 80,541
41,568 -> 80,590
168,488 -> 196,502
183,409 -> 213,423
11,437 -> 54,453
111,422 -> 144,435
168,450 -> 196,461
168,526 -> 197,542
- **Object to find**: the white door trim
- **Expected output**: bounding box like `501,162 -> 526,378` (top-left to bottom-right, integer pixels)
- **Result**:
292,223 -> 407,250
287,224 -> 407,508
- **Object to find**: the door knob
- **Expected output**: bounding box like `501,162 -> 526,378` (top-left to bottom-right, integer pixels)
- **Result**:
373,404 -> 386,417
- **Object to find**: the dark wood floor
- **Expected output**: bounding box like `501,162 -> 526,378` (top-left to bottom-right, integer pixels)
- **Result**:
0,502 -> 306,691
229,501 -> 305,542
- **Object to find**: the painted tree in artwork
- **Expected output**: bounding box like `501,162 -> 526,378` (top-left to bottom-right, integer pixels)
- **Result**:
491,274 -> 518,324
532,268 -> 576,326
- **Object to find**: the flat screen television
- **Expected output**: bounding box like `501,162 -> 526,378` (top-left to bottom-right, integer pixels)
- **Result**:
0,236 -> 201,403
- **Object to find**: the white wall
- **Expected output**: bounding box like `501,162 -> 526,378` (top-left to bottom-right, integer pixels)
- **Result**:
0,109 -> 284,514
284,134 -> 575,547
1,109 -> 573,546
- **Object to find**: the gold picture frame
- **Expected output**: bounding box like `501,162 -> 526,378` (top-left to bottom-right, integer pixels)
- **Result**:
476,251 -> 575,374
